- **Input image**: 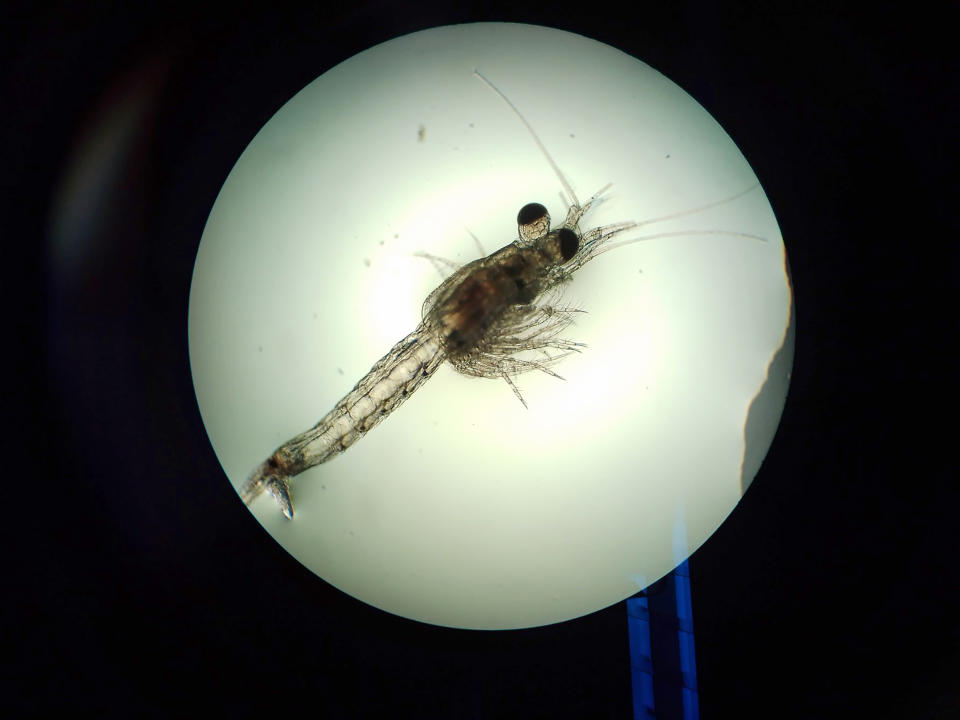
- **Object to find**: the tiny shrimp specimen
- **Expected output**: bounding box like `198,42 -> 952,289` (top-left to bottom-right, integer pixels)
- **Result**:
242,71 -> 762,518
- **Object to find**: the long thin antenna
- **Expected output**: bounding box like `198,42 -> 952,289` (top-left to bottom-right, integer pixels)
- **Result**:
473,70 -> 580,209
600,229 -> 768,255
634,184 -> 761,228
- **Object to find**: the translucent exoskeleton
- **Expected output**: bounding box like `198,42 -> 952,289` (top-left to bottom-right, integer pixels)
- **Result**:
241,71 -> 764,518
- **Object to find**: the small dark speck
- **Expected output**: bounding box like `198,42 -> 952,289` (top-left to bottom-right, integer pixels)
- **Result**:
363,258 -> 371,267
379,240 -> 384,246
337,367 -> 344,375
312,312 -> 318,319
468,122 -> 474,128
569,133 -> 575,138
393,233 -> 399,239
257,345 -> 263,352
417,124 -> 425,142
321,484 -> 327,490
665,153 -> 671,159
348,530 -> 355,536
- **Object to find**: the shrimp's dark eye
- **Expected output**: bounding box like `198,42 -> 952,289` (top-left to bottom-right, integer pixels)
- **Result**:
517,202 -> 550,243
517,202 -> 547,226
558,228 -> 579,262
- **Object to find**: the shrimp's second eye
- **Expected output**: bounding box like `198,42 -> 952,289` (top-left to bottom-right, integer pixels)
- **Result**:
558,228 -> 579,262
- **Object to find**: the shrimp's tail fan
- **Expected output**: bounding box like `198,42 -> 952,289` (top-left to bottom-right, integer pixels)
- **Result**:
241,459 -> 294,519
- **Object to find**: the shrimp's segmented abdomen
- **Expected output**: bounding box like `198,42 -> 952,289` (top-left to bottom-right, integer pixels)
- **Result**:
242,325 -> 444,517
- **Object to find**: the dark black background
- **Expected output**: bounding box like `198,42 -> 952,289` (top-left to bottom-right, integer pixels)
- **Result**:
3,2 -> 954,718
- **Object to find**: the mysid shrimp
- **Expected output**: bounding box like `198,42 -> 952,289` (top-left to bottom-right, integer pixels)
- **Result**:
243,71 -> 763,519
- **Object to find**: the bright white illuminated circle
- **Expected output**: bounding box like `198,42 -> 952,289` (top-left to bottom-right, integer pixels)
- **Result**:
189,23 -> 792,629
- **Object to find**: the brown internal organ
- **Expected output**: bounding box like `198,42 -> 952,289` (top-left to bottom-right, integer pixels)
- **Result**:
435,256 -> 535,356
